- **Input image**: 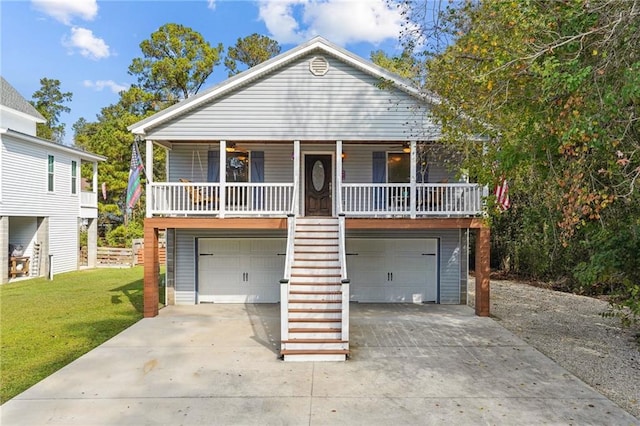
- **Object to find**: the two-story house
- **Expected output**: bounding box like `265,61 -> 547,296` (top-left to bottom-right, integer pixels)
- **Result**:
129,37 -> 490,361
1,77 -> 105,283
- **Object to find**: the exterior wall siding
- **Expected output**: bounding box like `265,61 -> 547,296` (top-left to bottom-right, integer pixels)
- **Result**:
1,135 -> 81,275
172,228 -> 465,306
167,142 -> 460,184
168,143 -> 294,183
146,53 -> 439,142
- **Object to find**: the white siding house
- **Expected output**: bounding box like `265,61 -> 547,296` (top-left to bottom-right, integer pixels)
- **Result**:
0,77 -> 105,283
129,38 -> 491,361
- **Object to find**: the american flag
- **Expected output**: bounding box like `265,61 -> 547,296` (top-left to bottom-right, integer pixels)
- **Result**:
126,143 -> 144,211
495,178 -> 510,210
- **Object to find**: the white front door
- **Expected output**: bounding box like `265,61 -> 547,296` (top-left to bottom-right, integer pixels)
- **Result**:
197,238 -> 286,303
347,238 -> 438,303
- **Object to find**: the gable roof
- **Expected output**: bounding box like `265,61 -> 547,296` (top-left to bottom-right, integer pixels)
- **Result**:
129,36 -> 438,136
0,76 -> 46,122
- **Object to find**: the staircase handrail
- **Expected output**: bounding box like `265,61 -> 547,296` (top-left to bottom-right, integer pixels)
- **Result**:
338,214 -> 348,282
283,214 -> 296,281
280,214 -> 296,347
338,214 -> 350,343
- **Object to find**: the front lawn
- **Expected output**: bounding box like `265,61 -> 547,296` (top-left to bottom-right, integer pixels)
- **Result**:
0,267 -> 147,403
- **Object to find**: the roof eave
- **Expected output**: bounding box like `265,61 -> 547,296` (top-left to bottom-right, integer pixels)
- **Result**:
0,128 -> 107,162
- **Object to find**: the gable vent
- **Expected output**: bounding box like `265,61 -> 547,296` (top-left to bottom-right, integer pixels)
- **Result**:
309,56 -> 329,76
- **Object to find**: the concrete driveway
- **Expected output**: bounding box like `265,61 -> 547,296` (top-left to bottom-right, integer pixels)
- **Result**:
2,304 -> 638,425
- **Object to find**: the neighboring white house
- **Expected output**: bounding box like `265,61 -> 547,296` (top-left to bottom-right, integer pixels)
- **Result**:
129,37 -> 491,361
1,77 -> 105,283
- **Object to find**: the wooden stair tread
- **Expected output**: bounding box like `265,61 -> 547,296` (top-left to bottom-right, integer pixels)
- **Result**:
281,339 -> 347,343
290,318 -> 341,323
289,328 -> 342,333
281,349 -> 350,355
289,290 -> 342,295
291,266 -> 341,269
291,274 -> 341,277
288,309 -> 342,313
288,299 -> 341,303
290,283 -> 342,287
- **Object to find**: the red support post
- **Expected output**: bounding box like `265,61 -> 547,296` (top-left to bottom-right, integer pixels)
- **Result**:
143,223 -> 159,318
475,226 -> 491,317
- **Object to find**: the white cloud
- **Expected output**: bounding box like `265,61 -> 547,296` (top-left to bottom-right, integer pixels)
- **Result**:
207,0 -> 216,10
32,0 -> 98,25
63,27 -> 110,60
83,80 -> 129,94
257,0 -> 405,46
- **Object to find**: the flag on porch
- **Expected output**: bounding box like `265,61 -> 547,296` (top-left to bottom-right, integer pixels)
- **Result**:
495,178 -> 510,211
126,142 -> 144,211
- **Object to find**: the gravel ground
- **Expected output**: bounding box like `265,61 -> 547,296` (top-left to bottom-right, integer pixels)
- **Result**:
475,280 -> 640,419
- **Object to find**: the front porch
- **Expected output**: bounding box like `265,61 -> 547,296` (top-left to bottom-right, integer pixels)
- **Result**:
144,140 -> 486,219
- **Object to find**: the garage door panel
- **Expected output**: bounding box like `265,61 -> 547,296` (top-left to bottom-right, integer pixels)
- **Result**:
197,238 -> 285,303
348,238 -> 438,303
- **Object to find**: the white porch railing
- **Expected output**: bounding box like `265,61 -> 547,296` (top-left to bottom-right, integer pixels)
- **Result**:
80,191 -> 98,208
148,182 -> 294,216
148,182 -> 483,217
341,183 -> 483,216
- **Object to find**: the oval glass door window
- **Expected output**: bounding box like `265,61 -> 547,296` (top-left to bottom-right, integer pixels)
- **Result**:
312,160 -> 325,191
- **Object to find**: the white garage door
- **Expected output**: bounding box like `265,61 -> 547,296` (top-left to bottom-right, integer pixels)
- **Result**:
346,238 -> 438,303
197,238 -> 286,303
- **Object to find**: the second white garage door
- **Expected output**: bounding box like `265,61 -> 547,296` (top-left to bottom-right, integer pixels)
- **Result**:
346,238 -> 438,303
197,238 -> 286,303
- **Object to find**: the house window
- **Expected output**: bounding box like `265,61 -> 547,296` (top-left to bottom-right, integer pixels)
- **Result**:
71,161 -> 77,194
387,152 -> 410,183
48,155 -> 55,192
226,152 -> 249,183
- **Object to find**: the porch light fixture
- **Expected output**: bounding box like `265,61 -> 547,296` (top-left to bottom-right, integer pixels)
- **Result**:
226,143 -> 236,153
402,143 -> 411,153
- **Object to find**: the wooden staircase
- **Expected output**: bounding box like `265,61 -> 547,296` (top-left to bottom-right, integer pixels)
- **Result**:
280,217 -> 350,361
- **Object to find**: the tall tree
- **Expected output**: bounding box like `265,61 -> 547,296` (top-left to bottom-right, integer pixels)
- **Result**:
30,78 -> 72,143
402,0 -> 640,321
370,48 -> 422,85
128,23 -> 223,103
224,33 -> 280,77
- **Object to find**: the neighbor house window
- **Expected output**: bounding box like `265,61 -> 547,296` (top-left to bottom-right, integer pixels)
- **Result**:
71,160 -> 77,194
48,155 -> 55,192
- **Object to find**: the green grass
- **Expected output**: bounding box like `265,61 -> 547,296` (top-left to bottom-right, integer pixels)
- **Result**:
0,267 -> 151,403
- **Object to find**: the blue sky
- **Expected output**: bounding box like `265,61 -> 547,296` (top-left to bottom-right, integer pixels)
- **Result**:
1,0 -> 410,145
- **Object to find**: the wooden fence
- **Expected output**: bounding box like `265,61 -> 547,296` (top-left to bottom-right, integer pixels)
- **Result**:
97,247 -> 134,267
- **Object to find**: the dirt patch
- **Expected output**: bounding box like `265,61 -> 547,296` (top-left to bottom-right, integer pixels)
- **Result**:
470,279 -> 640,419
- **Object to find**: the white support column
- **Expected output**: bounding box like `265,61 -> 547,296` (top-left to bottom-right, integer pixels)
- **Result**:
87,218 -> 97,269
145,139 -> 153,218
0,216 -> 8,284
336,140 -> 343,216
293,140 -> 300,216
92,162 -> 98,197
219,141 -> 226,218
410,140 -> 417,219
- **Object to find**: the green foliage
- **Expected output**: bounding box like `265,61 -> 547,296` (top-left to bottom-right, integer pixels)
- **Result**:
74,87 -> 161,233
30,78 -> 72,143
370,48 -> 422,85
105,222 -> 144,248
402,0 -> 640,323
0,268 -> 144,402
224,33 -> 280,77
128,23 -> 223,102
